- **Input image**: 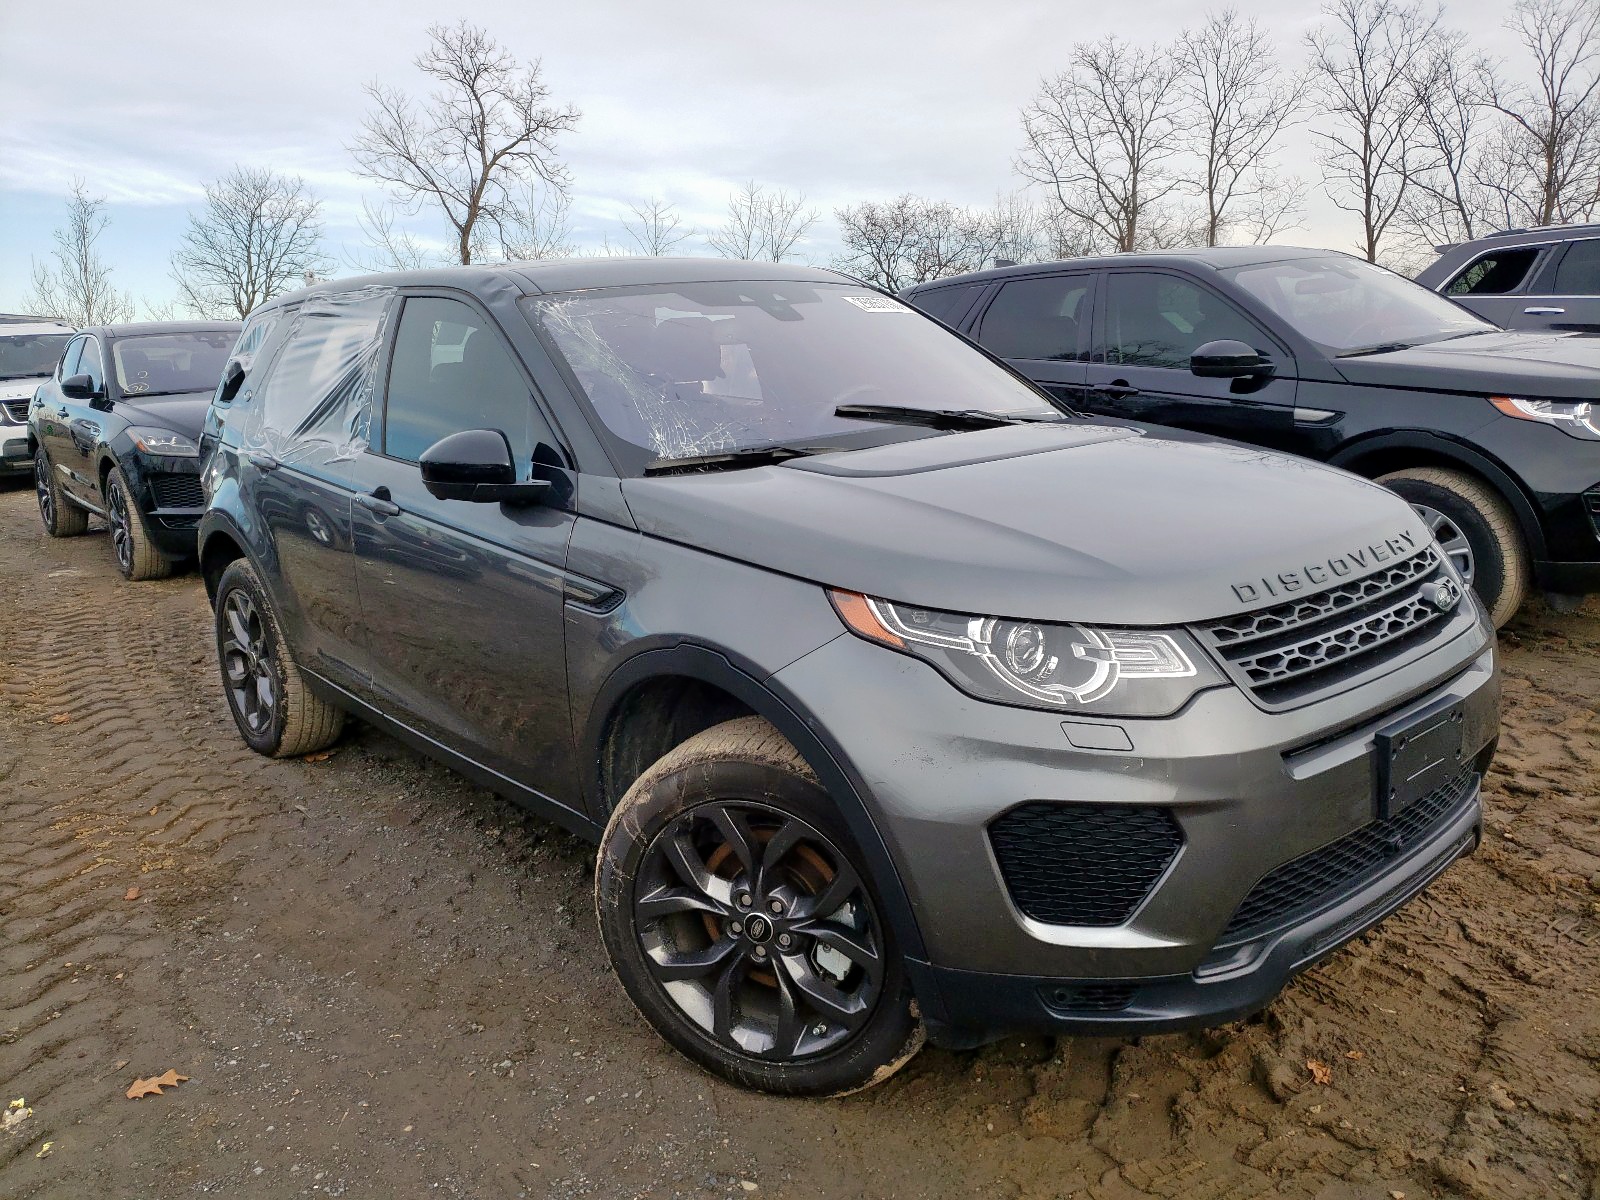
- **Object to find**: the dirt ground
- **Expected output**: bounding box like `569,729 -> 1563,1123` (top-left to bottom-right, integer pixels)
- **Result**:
0,477 -> 1596,1200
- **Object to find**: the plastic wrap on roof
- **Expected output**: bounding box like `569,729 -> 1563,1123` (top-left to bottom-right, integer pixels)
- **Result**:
237,285 -> 394,467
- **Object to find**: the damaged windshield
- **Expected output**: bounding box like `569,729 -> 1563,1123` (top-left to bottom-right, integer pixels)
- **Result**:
523,282 -> 1061,472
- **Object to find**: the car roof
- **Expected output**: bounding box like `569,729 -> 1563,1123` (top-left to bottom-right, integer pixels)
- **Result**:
1434,222 -> 1600,254
0,318 -> 75,336
73,320 -> 243,339
902,246 -> 1364,292
255,257 -> 856,313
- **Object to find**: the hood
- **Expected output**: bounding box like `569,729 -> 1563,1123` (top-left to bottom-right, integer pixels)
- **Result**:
0,375 -> 47,404
621,423 -> 1432,625
115,392 -> 212,439
1334,330 -> 1600,398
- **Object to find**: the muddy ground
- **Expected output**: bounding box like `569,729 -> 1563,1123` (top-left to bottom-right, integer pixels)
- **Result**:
0,476 -> 1596,1200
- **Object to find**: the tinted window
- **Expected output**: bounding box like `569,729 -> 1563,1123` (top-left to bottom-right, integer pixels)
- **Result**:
255,293 -> 390,442
0,332 -> 72,381
525,283 -> 1060,471
113,331 -> 234,396
59,337 -> 85,381
1446,248 -> 1540,295
1553,240 -> 1600,295
383,297 -> 544,470
979,276 -> 1091,361
1102,273 -> 1264,369
910,283 -> 983,328
77,337 -> 105,390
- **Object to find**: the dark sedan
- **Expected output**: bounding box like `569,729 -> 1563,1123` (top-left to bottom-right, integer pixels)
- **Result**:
29,320 -> 240,579
904,248 -> 1600,626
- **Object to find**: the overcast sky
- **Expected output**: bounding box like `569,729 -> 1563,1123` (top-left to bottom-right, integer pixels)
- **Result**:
0,0 -> 1517,313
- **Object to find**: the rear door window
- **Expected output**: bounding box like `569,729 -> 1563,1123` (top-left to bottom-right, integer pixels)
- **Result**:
1445,248 -> 1541,295
977,275 -> 1092,361
1552,240 -> 1600,295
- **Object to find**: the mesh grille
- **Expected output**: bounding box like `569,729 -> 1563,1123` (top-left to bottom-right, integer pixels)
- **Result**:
1197,547 -> 1453,707
1040,982 -> 1138,1013
1218,767 -> 1476,945
150,473 -> 205,509
3,399 -> 27,423
989,804 -> 1183,926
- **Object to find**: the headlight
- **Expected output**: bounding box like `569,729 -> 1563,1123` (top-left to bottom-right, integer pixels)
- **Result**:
127,426 -> 200,457
829,590 -> 1225,716
1490,396 -> 1599,440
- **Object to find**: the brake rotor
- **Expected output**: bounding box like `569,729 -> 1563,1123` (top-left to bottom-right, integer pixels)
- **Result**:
701,826 -> 836,987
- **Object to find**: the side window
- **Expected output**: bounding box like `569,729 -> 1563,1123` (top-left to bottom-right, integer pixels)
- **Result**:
58,337 -> 85,381
910,283 -> 984,329
252,290 -> 390,453
1102,273 -> 1265,370
977,276 -> 1092,361
1446,248 -> 1540,295
77,337 -> 105,391
382,296 -> 546,472
1552,240 -> 1600,295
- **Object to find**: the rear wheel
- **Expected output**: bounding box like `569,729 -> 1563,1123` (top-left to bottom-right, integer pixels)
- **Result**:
1379,466 -> 1529,628
595,716 -> 922,1096
214,558 -> 344,758
34,448 -> 88,537
105,465 -> 174,581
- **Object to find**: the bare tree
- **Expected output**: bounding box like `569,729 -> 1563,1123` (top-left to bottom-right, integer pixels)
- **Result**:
496,185 -> 578,261
833,195 -> 1011,290
169,167 -> 327,318
1397,38 -> 1495,250
1018,36 -> 1188,252
706,181 -> 819,262
350,21 -> 580,265
1484,0 -> 1600,225
621,197 -> 694,256
350,198 -> 441,272
1306,0 -> 1442,263
1175,9 -> 1304,245
22,180 -> 135,326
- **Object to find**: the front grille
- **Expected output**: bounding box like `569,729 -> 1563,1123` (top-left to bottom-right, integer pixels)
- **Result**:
1217,767 -> 1476,946
1197,547 -> 1453,708
989,803 -> 1183,926
1040,982 -> 1138,1013
3,399 -> 27,423
150,473 -> 205,509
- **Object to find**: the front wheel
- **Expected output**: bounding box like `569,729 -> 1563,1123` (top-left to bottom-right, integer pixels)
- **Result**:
595,716 -> 922,1096
1378,467 -> 1529,628
105,465 -> 174,581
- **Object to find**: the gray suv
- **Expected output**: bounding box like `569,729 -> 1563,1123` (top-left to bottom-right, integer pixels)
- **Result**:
197,260 -> 1499,1095
0,314 -> 74,475
1417,223 -> 1600,333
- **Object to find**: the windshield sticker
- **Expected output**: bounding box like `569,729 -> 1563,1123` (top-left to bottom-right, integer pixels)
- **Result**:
841,294 -> 910,313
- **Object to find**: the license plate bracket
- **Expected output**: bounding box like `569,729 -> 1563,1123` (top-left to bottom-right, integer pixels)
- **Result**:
1375,700 -> 1465,820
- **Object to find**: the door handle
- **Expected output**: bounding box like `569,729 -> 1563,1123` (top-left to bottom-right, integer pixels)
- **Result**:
245,450 -> 280,472
1523,306 -> 1565,315
1096,381 -> 1141,399
354,489 -> 401,517
56,406 -> 69,418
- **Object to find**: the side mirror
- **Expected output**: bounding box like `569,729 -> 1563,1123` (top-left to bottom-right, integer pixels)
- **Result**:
61,373 -> 100,400
216,360 -> 246,406
419,429 -> 550,505
1191,340 -> 1274,379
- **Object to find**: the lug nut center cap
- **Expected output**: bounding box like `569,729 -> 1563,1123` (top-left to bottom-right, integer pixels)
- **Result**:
743,914 -> 773,944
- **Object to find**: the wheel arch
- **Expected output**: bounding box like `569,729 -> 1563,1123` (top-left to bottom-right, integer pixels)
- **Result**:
583,644 -> 931,965
198,517 -> 249,604
1329,431 -> 1547,560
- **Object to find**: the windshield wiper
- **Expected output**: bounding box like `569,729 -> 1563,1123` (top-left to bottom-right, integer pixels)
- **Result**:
643,444 -> 834,476
1337,342 -> 1414,358
122,389 -> 199,398
833,403 -> 1067,430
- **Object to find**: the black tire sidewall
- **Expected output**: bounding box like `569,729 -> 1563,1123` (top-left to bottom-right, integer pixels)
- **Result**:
214,560 -> 289,755
1386,478 -> 1509,618
597,756 -> 915,1096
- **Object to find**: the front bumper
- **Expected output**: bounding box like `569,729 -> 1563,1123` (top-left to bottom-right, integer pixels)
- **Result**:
1,429 -> 30,473
772,606 -> 1497,1046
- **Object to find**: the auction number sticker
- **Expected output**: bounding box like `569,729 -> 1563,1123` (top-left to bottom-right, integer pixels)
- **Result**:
842,294 -> 910,313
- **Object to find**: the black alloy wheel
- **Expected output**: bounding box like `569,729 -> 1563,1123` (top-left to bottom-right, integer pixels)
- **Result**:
633,800 -> 885,1062
35,452 -> 54,527
106,472 -> 134,575
220,587 -> 277,738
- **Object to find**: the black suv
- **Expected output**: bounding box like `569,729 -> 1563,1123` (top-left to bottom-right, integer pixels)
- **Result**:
1415,223 -> 1600,335
904,248 -> 1600,625
30,321 -> 239,578
198,260 -> 1497,1095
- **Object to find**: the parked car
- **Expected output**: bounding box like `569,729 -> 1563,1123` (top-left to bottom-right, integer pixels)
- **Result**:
30,320 -> 240,579
0,314 -> 74,477
198,260 -> 1497,1096
904,248 -> 1600,626
1415,222 -> 1600,334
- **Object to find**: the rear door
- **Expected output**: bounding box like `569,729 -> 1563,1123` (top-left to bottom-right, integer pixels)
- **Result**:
1083,269 -> 1299,448
1521,238 -> 1600,334
1436,243 -> 1550,328
349,292 -> 580,802
970,273 -> 1095,408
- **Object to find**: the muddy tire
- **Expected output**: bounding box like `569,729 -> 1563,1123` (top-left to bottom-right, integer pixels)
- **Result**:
1379,466 -> 1529,628
214,558 -> 344,758
596,716 -> 923,1096
35,447 -> 88,537
105,464 -> 175,581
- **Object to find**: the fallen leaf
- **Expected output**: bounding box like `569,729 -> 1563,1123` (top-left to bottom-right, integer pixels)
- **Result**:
126,1069 -> 188,1100
148,806 -> 159,816
48,713 -> 71,725
35,1141 -> 53,1159
303,752 -> 334,763
1345,1050 -> 1365,1060
123,887 -> 141,902
1306,1059 -> 1333,1086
